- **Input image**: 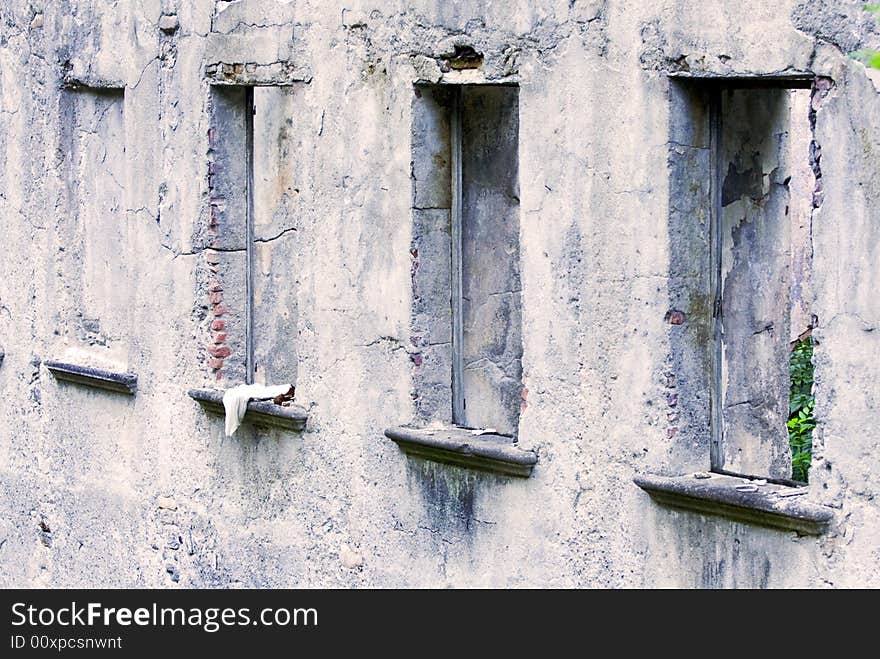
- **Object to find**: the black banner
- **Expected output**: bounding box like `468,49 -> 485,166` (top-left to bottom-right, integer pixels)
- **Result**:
0,588 -> 847,653
2,588 -> 588,653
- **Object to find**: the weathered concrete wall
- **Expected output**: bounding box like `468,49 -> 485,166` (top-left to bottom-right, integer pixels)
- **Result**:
1,0 -> 879,588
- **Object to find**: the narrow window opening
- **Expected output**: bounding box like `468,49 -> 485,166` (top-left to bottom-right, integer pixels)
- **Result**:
635,77 -> 836,527
708,85 -> 816,482
208,85 -> 299,387
251,87 -> 299,387
410,84 -> 522,437
789,334 -> 815,482
786,88 -> 816,483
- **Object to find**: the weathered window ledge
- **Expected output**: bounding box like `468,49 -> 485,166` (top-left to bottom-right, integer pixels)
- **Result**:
44,360 -> 138,395
633,472 -> 834,535
385,425 -> 538,477
188,388 -> 308,432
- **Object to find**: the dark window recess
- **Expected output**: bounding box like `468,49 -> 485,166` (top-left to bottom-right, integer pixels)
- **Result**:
714,87 -> 816,482
457,86 -> 523,435
637,77 -> 830,531
410,83 -> 523,435
207,85 -> 300,387
200,86 -> 302,432
395,84 -> 530,475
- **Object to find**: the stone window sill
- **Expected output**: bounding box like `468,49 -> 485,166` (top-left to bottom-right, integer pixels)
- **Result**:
385,425 -> 538,477
633,472 -> 834,535
44,360 -> 138,395
188,388 -> 308,432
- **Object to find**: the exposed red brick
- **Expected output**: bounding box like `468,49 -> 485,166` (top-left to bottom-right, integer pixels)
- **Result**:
208,292 -> 223,304
208,345 -> 232,358
207,358 -> 224,370
666,309 -> 686,325
205,251 -> 220,265
212,332 -> 228,344
213,305 -> 229,316
211,319 -> 226,330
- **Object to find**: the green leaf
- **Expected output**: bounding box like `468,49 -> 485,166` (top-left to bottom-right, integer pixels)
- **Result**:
851,49 -> 880,69
788,336 -> 814,481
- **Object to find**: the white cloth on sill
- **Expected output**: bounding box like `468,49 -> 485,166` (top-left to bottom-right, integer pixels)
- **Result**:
222,383 -> 293,436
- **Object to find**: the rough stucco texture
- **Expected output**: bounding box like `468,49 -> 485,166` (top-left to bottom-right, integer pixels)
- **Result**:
0,0 -> 879,588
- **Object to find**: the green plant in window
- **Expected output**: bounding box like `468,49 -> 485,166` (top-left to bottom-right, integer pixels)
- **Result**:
788,337 -> 815,482
852,4 -> 880,69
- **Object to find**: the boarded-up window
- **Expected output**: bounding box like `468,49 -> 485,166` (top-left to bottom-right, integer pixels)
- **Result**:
63,87 -> 127,348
